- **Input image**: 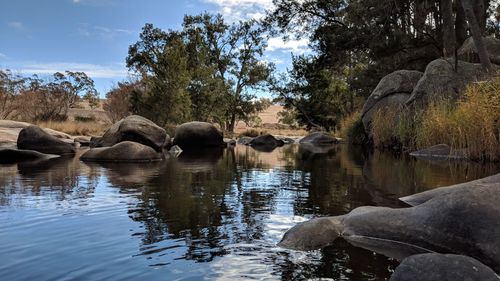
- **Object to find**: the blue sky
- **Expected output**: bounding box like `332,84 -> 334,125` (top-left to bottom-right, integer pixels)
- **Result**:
0,0 -> 309,96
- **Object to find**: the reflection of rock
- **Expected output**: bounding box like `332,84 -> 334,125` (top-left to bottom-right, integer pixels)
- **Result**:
81,141 -> 163,162
300,132 -> 339,146
410,144 -> 467,159
92,115 -> 167,152
250,134 -> 284,152
17,126 -> 76,156
390,254 -> 500,281
298,143 -> 337,158
173,121 -> 224,150
279,174 -> 500,272
176,147 -> 224,172
0,148 -> 58,164
224,138 -> 236,147
89,161 -> 164,187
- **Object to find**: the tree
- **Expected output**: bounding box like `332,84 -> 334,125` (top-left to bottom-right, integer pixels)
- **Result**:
461,0 -> 494,71
103,81 -> 137,123
127,26 -> 192,126
127,14 -> 274,131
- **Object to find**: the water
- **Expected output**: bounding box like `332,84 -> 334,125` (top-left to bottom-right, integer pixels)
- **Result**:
0,144 -> 498,280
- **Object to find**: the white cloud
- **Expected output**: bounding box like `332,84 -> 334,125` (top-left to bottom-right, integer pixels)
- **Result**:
0,53 -> 7,59
77,23 -> 133,40
203,0 -> 274,21
7,21 -> 25,30
17,62 -> 128,79
267,37 -> 309,54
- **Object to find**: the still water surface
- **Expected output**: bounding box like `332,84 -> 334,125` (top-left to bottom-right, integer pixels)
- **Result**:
0,144 -> 498,280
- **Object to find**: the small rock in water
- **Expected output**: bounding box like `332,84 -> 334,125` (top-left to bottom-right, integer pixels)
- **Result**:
169,145 -> 183,157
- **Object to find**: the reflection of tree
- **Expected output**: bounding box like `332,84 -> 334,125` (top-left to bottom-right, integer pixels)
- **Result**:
0,152 -> 100,206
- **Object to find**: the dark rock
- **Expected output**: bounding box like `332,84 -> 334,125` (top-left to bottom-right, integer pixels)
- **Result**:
81,141 -> 162,162
406,59 -> 493,105
279,174 -> 500,272
92,115 -> 167,152
173,122 -> 224,150
458,37 -> 500,66
410,144 -> 467,159
299,132 -> 339,146
238,136 -> 254,145
250,134 -> 285,152
0,148 -> 58,163
17,126 -> 76,155
361,70 -> 423,130
390,254 -> 500,281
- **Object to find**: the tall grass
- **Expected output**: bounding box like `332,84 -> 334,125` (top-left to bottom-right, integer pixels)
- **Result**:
415,77 -> 499,161
367,75 -> 500,160
339,111 -> 369,145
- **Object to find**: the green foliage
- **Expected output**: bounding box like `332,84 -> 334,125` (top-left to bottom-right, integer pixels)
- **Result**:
273,55 -> 355,131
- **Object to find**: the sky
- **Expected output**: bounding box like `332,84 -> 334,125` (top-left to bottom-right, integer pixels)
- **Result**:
0,0 -> 309,96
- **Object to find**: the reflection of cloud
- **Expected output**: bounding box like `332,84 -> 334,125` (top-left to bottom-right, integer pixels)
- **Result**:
16,62 -> 128,78
209,214 -> 320,280
203,0 -> 274,21
267,37 -> 309,54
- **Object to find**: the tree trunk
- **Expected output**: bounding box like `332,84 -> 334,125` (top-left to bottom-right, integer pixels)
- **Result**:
441,0 -> 456,57
455,0 -> 468,46
228,112 -> 236,133
461,0 -> 493,71
473,0 -> 486,33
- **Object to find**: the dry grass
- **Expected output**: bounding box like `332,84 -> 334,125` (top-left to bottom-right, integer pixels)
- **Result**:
371,107 -> 400,147
36,120 -> 108,136
415,76 -> 500,161
234,127 -> 307,137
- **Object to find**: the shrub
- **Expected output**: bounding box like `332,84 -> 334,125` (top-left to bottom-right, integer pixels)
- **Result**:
239,129 -> 267,138
74,115 -> 96,122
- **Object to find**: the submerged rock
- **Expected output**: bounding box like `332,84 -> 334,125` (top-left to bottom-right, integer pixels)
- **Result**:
0,148 -> 58,163
410,144 -> 467,159
390,254 -> 500,281
168,145 -> 183,157
92,115 -> 167,152
299,132 -> 339,146
279,174 -> 500,272
17,126 -> 76,156
81,141 -> 162,162
173,122 -> 224,150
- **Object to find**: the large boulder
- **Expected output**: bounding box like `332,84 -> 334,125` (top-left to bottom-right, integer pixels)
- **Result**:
279,174 -> 500,272
173,122 -> 224,150
406,58 -> 492,105
361,70 -> 423,130
17,126 -> 76,155
92,115 -> 167,152
0,148 -> 58,163
299,132 -> 338,146
81,141 -> 162,162
390,254 -> 500,281
458,37 -> 500,66
0,120 -> 72,148
249,134 -> 285,152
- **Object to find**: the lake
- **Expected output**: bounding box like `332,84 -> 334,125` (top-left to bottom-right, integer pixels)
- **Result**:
0,144 -> 498,280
